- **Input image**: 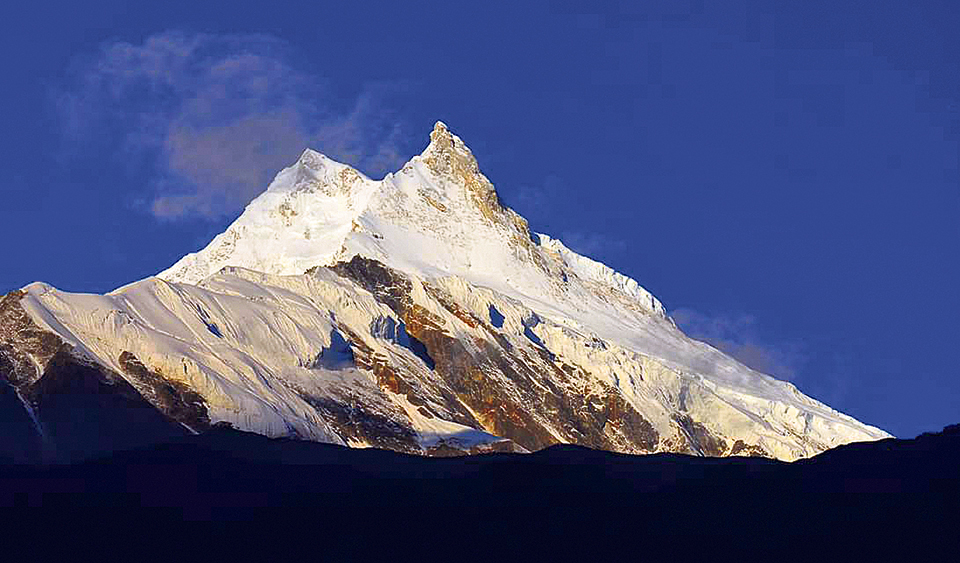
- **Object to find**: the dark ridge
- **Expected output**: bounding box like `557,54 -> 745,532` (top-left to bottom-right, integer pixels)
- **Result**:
0,375 -> 42,463
117,351 -> 210,433
1,289 -> 207,463
0,425 -> 956,555
20,349 -> 193,463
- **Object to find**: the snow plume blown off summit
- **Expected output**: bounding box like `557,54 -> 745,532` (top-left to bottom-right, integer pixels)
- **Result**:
4,122 -> 889,462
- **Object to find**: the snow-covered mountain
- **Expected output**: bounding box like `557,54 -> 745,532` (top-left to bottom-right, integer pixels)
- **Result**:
0,122 -> 889,462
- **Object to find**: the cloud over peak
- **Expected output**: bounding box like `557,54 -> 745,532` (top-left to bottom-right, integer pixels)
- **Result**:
57,30 -> 411,220
671,308 -> 806,382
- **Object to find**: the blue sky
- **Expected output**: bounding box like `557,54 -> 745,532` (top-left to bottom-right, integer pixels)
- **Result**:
1,1 -> 956,438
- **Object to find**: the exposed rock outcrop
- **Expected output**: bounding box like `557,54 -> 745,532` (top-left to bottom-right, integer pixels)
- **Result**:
0,291 -> 202,462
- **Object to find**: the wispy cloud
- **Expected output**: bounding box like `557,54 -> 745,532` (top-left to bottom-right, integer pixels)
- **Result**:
503,175 -> 628,261
56,31 -> 411,220
671,308 -> 806,381
558,231 -> 627,259
505,175 -> 564,224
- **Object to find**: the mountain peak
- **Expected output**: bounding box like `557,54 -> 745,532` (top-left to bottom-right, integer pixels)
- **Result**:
431,119 -> 450,137
14,118 -> 891,463
293,147 -> 348,176
298,147 -> 325,162
425,120 -> 459,155
282,147 -> 370,199
422,121 -> 475,167
417,121 -> 505,223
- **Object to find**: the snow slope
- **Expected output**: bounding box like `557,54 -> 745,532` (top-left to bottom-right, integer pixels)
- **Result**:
9,122 -> 889,460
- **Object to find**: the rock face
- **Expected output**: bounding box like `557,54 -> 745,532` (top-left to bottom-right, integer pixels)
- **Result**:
0,291 -> 204,462
1,122 -> 890,462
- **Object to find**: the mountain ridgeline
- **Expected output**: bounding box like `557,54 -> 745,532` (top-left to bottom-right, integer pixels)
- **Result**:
1,122 -> 889,464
